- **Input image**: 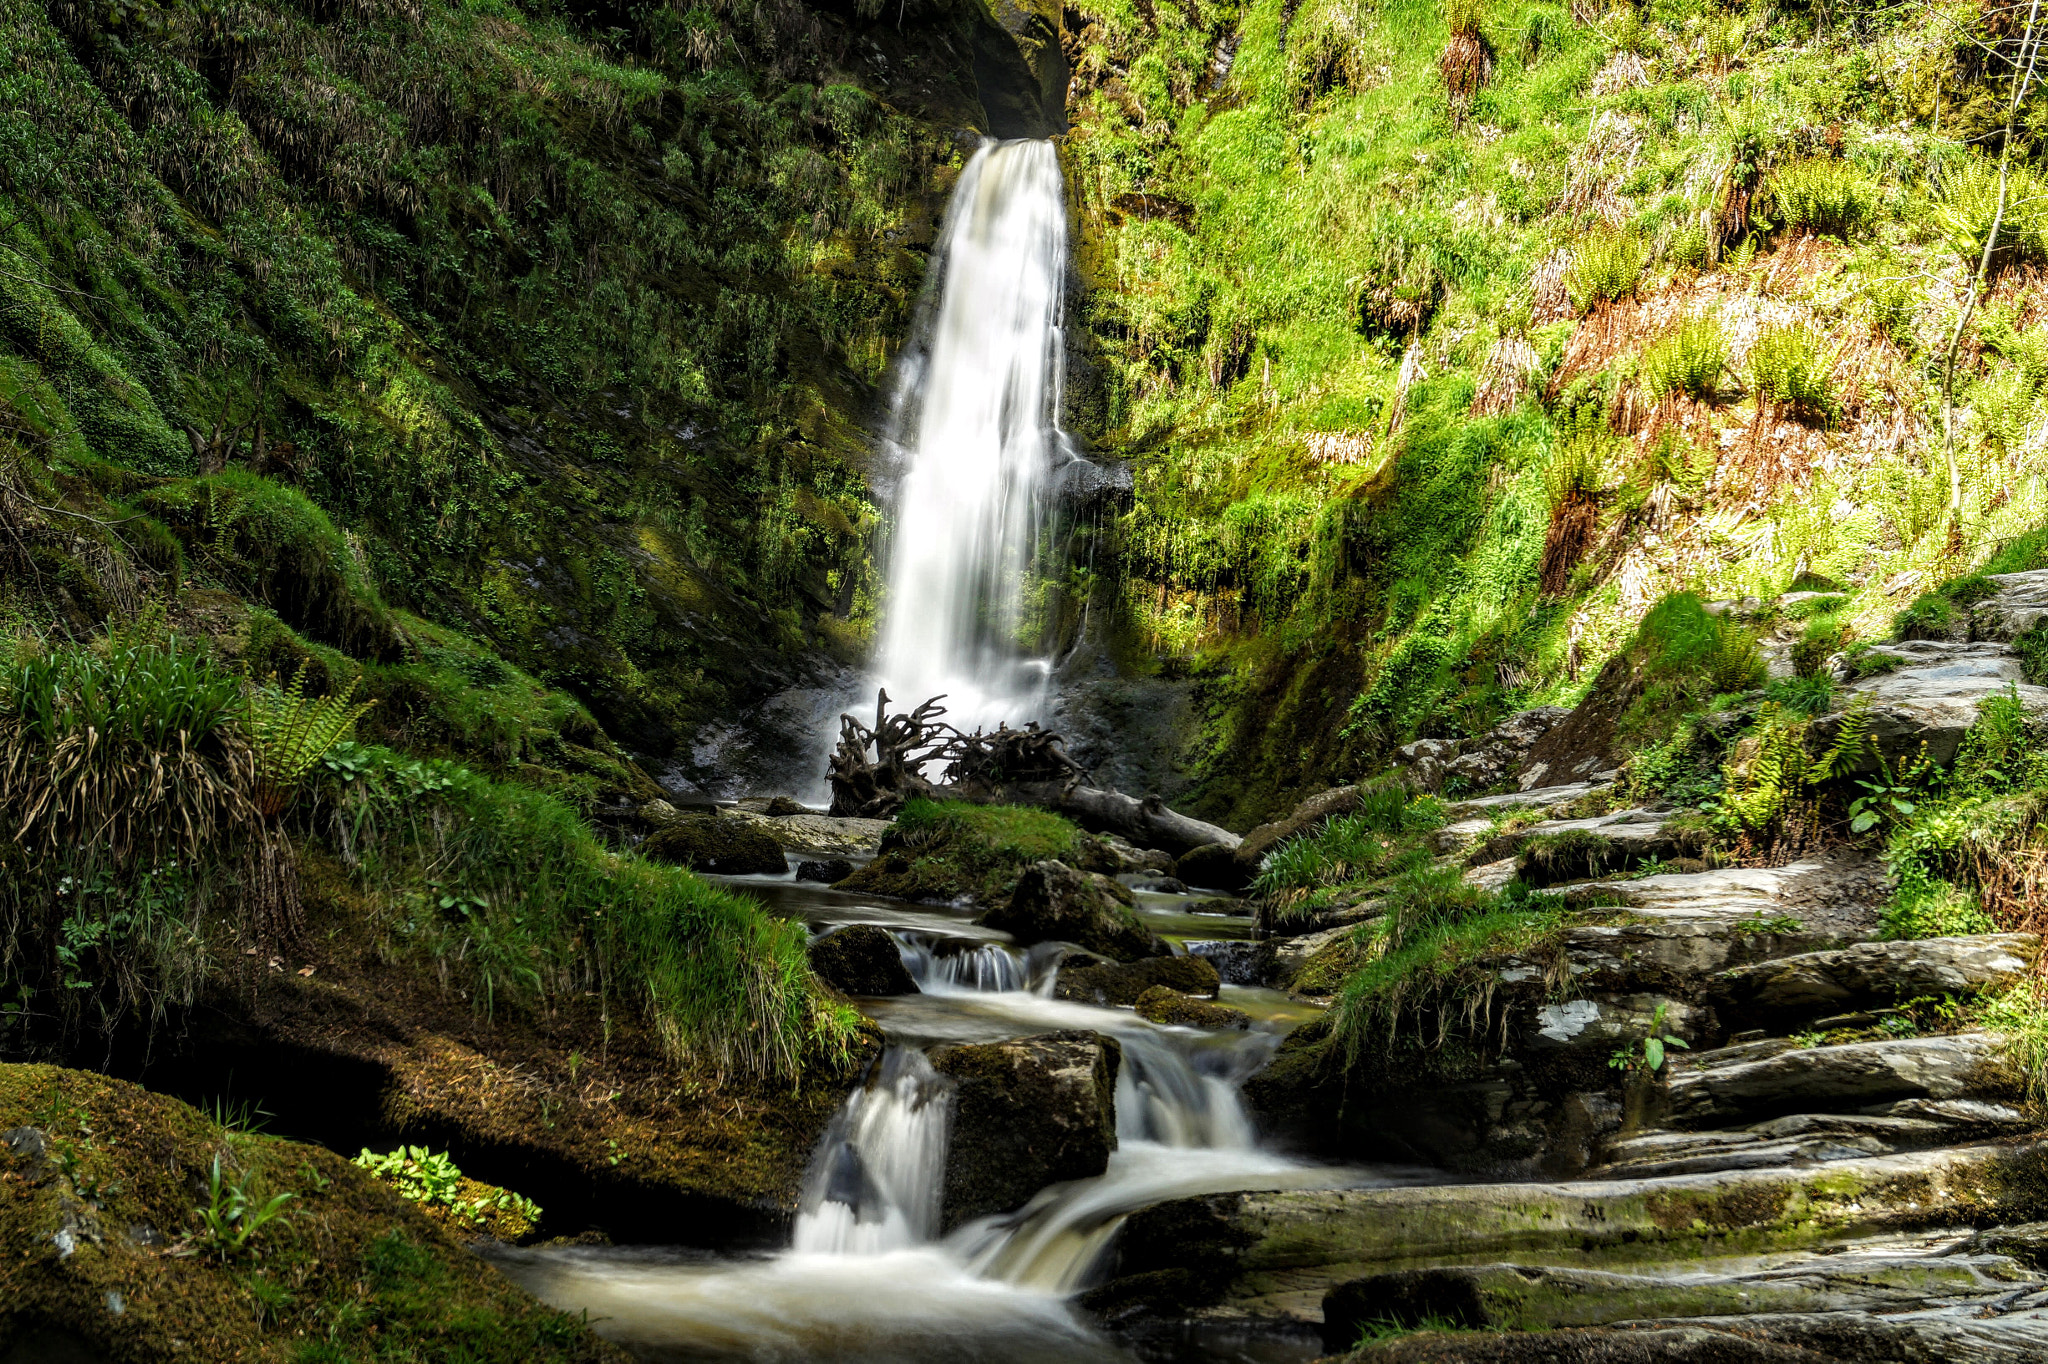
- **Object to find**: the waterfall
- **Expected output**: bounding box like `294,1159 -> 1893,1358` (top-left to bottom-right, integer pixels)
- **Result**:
871,138 -> 1074,734
896,933 -> 1063,995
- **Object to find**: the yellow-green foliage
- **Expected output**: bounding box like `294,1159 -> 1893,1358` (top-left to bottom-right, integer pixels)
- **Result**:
1640,317 -> 1727,400
1565,224 -> 1649,311
1766,157 -> 1876,239
245,662 -> 375,817
1749,324 -> 1838,419
1933,154 -> 2048,269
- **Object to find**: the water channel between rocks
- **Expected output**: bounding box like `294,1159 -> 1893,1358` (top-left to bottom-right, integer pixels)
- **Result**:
490,876 -> 1439,1363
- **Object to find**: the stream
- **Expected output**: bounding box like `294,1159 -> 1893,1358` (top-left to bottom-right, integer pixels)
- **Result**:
491,877 -> 1433,1362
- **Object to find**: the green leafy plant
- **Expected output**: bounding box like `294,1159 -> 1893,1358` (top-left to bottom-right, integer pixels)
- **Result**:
1639,317 -> 1727,400
1748,324 -> 1839,421
1565,224 -> 1649,310
1849,760 -> 1926,835
353,1145 -> 543,1232
1609,1001 -> 1690,1073
245,663 -> 376,819
192,1153 -> 297,1260
1765,158 -> 1876,239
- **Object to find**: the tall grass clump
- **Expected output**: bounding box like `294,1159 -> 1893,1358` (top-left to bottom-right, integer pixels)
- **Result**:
317,745 -> 855,1078
0,638 -> 256,1032
1329,876 -> 1567,1062
1748,324 -> 1838,421
1639,317 -> 1728,400
1611,592 -> 1768,749
1765,158 -> 1876,240
1565,224 -> 1648,310
1253,788 -> 1447,918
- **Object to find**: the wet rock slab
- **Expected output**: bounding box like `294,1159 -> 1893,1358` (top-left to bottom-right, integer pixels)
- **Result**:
1095,1141 -> 2048,1327
1663,1032 -> 2006,1126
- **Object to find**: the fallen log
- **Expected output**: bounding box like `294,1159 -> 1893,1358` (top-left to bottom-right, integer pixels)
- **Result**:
826,691 -> 1240,856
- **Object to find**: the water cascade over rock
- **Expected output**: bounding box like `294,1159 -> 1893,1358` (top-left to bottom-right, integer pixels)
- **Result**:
871,137 -> 1076,733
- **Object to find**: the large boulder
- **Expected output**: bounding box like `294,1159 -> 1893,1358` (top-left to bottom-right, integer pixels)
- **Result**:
979,861 -> 1163,961
795,857 -> 855,884
1177,842 -> 1253,892
927,1031 -> 1120,1229
807,925 -> 918,997
1809,640 -> 2048,771
640,815 -> 789,875
1055,954 -> 1220,1005
1665,1033 -> 2007,1127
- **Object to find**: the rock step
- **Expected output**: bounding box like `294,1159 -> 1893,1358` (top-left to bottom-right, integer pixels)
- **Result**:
1460,807 -> 1682,874
1664,1031 -> 2007,1127
1812,638 -> 2048,770
1321,1237 -> 2042,1347
1713,933 -> 2039,1031
1093,1141 -> 2048,1328
1590,1105 -> 2032,1180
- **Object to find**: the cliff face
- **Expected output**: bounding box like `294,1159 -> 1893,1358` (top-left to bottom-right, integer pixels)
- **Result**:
0,0 -> 1058,797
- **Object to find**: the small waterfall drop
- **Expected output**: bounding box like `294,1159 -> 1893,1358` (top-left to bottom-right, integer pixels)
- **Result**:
795,1047 -> 954,1255
871,138 -> 1073,733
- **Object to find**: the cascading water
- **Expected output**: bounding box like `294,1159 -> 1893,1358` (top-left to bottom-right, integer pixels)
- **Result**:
869,137 -> 1076,733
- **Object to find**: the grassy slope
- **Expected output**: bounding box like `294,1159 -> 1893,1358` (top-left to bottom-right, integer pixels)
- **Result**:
1061,0 -> 2048,824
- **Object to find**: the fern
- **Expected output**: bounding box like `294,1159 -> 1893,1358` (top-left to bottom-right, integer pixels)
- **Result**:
246,663 -> 376,818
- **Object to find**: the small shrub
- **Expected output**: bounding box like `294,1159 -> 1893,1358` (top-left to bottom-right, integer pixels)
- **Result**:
1765,158 -> 1876,239
354,1145 -> 542,1239
1933,155 -> 2048,270
192,1153 -> 296,1261
1639,317 -> 1727,400
1791,612 -> 1850,679
1748,324 -> 1838,421
1565,224 -> 1649,310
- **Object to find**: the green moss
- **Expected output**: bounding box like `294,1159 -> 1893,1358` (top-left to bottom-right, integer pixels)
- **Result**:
839,799 -> 1093,905
0,1063 -> 624,1363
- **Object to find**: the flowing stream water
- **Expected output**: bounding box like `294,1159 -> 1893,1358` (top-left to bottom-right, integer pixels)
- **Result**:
490,878 -> 1422,1363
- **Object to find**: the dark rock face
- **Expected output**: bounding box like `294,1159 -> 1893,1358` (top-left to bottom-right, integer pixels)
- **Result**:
1177,842 -> 1252,892
640,816 -> 788,875
796,858 -> 855,884
1054,955 -> 1220,1006
927,1030 -> 1120,1229
807,925 -> 918,997
1134,986 -> 1249,1030
980,861 -> 1163,961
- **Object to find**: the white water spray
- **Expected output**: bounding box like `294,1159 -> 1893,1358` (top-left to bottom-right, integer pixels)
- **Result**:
872,138 -> 1073,733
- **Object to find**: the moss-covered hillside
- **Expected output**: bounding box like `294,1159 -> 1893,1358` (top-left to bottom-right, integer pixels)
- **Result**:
0,0 -> 1067,795
1054,0 -> 2046,823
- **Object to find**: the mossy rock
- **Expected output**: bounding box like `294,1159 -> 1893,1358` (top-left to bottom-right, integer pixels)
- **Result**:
0,1064 -> 625,1363
807,924 -> 919,996
1134,986 -> 1250,1030
982,861 -> 1163,962
640,816 -> 788,875
1055,954 -> 1220,1005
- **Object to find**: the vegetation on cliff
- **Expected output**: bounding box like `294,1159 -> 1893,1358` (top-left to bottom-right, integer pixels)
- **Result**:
1056,0 -> 2047,825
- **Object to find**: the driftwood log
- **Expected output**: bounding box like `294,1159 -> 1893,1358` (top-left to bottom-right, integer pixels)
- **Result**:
827,690 -> 1239,857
